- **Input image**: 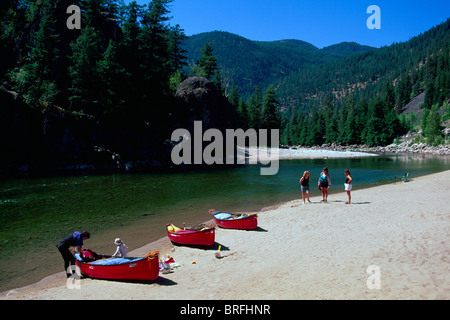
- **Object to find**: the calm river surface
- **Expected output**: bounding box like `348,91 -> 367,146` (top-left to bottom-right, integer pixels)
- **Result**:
0,153 -> 449,291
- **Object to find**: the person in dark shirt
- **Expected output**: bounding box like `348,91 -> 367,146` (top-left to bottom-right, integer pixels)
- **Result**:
299,171 -> 311,204
56,231 -> 90,277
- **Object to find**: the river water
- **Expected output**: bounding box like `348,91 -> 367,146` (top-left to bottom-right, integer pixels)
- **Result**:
0,152 -> 449,291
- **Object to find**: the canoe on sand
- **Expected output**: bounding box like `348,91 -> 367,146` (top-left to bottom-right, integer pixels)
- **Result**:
166,224 -> 215,246
209,209 -> 258,230
75,250 -> 159,281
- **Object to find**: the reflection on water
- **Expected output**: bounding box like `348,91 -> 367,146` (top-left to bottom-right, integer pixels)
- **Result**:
0,153 -> 449,291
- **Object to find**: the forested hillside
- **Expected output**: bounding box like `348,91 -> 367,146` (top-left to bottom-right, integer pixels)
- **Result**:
182,31 -> 375,98
213,19 -> 449,148
0,0 -> 236,173
1,1 -> 448,175
273,18 -> 450,147
1,0 -> 186,124
183,24 -> 450,148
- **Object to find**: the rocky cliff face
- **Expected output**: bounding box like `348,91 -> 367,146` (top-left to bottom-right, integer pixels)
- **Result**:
0,77 -> 239,175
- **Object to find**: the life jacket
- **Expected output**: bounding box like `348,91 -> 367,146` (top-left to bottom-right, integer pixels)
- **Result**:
81,249 -> 98,261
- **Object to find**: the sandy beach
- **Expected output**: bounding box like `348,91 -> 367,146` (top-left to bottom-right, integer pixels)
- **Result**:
2,167 -> 449,300
240,146 -> 378,161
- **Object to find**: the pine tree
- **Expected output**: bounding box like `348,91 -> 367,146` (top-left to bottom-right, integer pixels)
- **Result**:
228,85 -> 240,107
196,42 -> 218,80
68,26 -> 102,114
423,104 -> 443,142
356,98 -> 369,144
297,111 -> 308,145
11,0 -> 61,107
96,39 -> 127,117
321,93 -> 338,144
237,98 -> 248,129
305,105 -> 325,146
339,94 -> 357,144
383,81 -> 403,142
260,85 -> 280,130
364,96 -> 385,146
396,73 -> 411,111
247,86 -> 263,129
167,24 -> 188,78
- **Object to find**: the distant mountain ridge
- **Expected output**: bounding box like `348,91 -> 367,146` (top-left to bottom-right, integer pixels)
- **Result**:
322,41 -> 376,57
182,31 -> 375,98
275,17 -> 450,113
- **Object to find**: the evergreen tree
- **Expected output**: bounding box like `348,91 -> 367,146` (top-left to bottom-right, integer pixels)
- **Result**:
213,70 -> 225,96
423,104 -> 443,142
383,82 -> 403,141
247,86 -> 263,129
11,0 -> 61,107
305,105 -> 325,146
237,98 -> 249,129
321,93 -> 337,144
1,0 -> 27,80
228,85 -> 240,107
363,96 -> 385,146
338,94 -> 357,144
395,73 -> 411,111
424,81 -> 435,109
68,26 -> 103,114
167,24 -> 188,74
194,42 -> 218,80
384,81 -> 396,112
356,98 -> 369,143
260,85 -> 280,130
297,111 -> 308,145
96,39 -> 127,117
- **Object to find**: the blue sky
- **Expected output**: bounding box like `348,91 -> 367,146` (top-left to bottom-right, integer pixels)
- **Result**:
129,0 -> 450,48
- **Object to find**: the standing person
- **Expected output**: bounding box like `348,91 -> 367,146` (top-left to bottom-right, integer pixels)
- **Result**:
299,171 -> 311,204
318,167 -> 331,202
56,231 -> 90,277
112,238 -> 128,258
344,169 -> 352,204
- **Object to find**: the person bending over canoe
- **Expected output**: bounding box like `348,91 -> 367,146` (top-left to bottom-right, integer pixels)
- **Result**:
56,231 -> 90,278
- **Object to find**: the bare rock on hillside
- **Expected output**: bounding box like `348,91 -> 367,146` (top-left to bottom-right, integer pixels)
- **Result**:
174,77 -> 238,132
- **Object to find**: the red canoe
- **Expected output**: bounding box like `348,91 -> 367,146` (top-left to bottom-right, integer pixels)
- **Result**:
166,224 -> 215,246
209,210 -> 258,230
75,251 -> 160,281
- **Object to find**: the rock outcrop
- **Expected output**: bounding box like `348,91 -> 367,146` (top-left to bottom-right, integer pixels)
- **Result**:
0,77 -> 240,175
173,76 -> 238,132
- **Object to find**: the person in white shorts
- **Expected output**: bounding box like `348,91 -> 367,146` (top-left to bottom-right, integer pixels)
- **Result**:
344,169 -> 352,204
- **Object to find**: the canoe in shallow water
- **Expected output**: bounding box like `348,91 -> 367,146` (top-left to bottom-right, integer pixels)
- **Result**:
166,224 -> 215,246
209,210 -> 258,230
